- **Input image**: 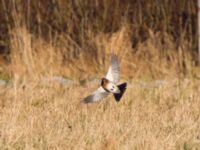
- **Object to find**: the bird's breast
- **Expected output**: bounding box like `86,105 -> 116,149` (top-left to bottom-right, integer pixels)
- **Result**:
103,82 -> 120,93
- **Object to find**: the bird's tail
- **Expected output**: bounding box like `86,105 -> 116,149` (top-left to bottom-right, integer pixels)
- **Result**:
113,82 -> 127,102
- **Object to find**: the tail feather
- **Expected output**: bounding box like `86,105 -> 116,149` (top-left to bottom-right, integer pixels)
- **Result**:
114,82 -> 127,102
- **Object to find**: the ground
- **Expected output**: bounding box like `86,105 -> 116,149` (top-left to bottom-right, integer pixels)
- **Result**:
0,78 -> 200,150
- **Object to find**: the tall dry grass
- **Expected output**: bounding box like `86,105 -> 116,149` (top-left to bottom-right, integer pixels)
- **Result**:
0,0 -> 198,79
0,1 -> 200,150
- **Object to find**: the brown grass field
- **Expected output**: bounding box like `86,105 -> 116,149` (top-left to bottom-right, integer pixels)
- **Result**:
0,76 -> 200,149
0,0 -> 200,149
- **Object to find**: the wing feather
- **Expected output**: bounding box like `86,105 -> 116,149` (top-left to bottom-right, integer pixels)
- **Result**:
83,87 -> 109,103
105,54 -> 120,83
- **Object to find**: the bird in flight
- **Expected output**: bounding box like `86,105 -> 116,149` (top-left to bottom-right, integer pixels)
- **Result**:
83,54 -> 127,103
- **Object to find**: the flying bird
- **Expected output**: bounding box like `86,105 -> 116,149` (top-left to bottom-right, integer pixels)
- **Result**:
83,54 -> 127,103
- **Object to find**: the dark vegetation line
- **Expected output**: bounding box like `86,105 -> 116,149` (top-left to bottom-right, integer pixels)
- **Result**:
0,0 -> 197,58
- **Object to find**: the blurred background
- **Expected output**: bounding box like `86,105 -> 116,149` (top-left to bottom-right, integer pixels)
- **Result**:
0,0 -> 198,81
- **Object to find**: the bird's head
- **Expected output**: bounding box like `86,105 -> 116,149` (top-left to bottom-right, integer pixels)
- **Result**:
101,78 -> 108,86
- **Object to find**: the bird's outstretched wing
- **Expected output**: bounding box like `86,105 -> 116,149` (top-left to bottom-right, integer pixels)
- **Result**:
105,54 -> 120,83
83,87 -> 109,103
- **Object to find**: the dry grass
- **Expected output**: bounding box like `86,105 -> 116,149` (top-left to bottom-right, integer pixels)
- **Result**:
0,1 -> 200,149
5,24 -> 198,80
0,0 -> 198,79
0,78 -> 200,150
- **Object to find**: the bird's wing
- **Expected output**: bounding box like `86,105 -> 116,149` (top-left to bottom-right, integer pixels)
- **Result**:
83,87 -> 109,103
105,54 -> 120,83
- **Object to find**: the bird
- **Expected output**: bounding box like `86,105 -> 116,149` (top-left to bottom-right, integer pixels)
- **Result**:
83,54 -> 127,103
